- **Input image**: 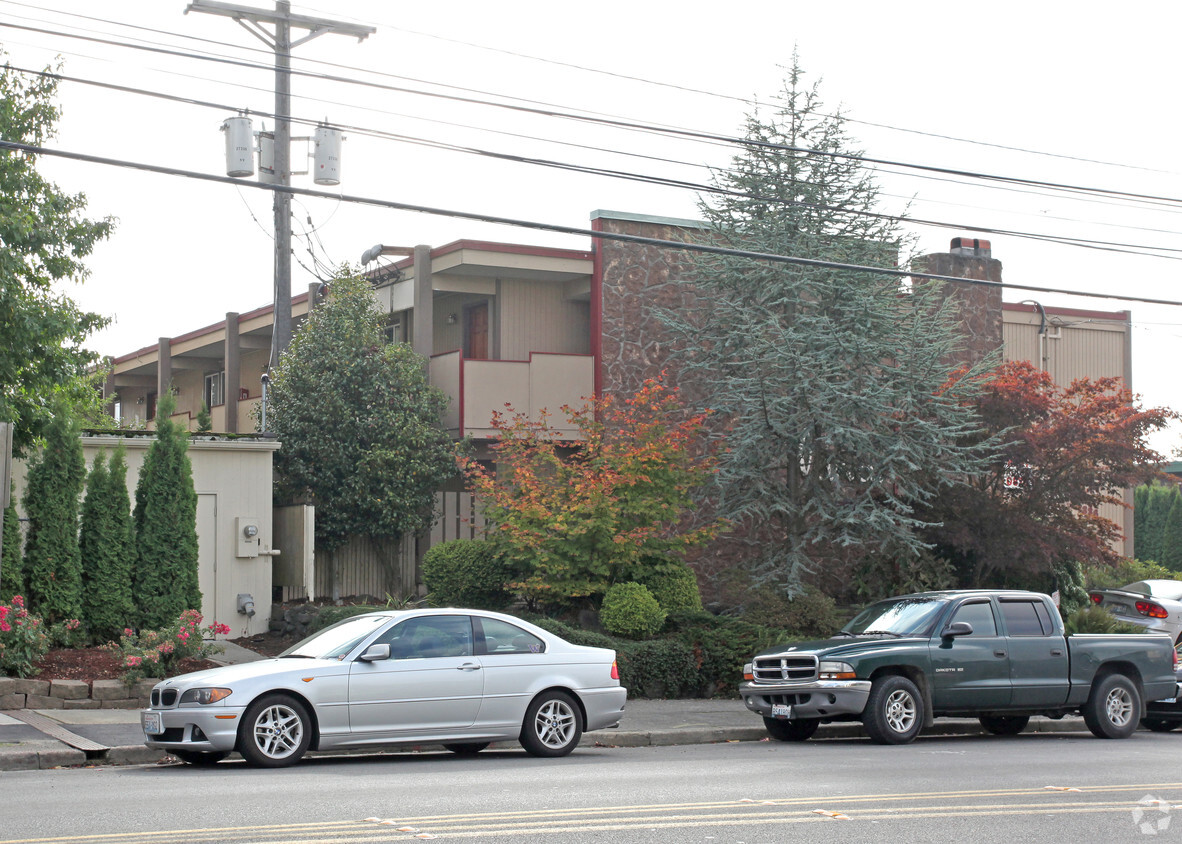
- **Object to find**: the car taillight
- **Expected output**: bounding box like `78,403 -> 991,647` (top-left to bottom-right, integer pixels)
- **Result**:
611,659 -> 619,680
1090,593 -> 1103,604
1136,601 -> 1169,619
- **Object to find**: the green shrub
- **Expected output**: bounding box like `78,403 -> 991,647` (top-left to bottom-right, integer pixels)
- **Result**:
744,585 -> 843,639
1084,558 -> 1176,591
422,539 -> 515,610
677,618 -> 789,698
616,639 -> 698,698
600,582 -> 666,639
1063,606 -> 1146,636
642,564 -> 703,615
104,609 -> 230,686
306,604 -> 383,634
527,616 -> 618,650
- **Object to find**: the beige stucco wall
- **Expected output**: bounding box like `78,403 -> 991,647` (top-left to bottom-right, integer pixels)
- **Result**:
9,435 -> 280,638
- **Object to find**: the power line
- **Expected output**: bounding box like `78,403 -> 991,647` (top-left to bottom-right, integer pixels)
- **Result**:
12,64 -> 1182,263
6,137 -> 1181,309
6,18 -> 1182,213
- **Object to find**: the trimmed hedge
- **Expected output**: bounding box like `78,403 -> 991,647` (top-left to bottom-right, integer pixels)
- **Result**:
422,539 -> 515,610
642,564 -> 703,615
600,582 -> 666,639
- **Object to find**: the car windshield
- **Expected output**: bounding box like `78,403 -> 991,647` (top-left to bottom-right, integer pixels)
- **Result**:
279,614 -> 394,660
841,597 -> 947,638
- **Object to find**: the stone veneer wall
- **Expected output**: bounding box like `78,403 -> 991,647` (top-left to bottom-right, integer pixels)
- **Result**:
0,676 -> 155,710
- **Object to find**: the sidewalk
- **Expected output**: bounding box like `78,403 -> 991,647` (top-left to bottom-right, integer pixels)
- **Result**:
0,698 -> 1091,771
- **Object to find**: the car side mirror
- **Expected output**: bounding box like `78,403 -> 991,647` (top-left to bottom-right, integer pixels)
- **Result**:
358,643 -> 390,662
942,621 -> 974,638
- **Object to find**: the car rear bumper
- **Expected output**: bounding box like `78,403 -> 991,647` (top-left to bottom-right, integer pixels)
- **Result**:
580,686 -> 628,731
141,706 -> 244,753
740,679 -> 872,719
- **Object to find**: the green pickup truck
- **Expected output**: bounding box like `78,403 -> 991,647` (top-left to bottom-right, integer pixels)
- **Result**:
740,589 -> 1178,745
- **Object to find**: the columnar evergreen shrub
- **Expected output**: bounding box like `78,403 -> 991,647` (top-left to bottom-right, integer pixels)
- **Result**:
133,392 -> 201,629
422,539 -> 514,610
599,582 -> 666,639
1,485 -> 22,601
22,412 -> 85,623
80,447 -> 136,643
1161,496 -> 1182,571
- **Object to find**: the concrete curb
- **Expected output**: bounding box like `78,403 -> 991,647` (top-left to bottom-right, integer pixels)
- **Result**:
0,716 -> 1094,771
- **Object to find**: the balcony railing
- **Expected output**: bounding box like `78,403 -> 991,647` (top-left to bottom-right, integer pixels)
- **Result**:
430,351 -> 594,439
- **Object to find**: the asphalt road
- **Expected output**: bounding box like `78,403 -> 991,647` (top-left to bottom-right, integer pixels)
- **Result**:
2,730 -> 1181,843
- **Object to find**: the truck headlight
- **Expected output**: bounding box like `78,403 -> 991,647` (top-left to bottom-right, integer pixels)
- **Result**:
180,687 -> 233,705
818,661 -> 856,680
742,663 -> 753,681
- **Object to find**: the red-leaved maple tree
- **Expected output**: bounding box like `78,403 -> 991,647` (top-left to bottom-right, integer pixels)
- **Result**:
459,377 -> 723,607
919,361 -> 1175,587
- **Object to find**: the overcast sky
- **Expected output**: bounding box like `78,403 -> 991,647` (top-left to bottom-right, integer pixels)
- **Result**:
5,1 -> 1181,452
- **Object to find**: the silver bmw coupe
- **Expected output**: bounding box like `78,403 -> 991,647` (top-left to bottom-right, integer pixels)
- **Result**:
141,608 -> 627,767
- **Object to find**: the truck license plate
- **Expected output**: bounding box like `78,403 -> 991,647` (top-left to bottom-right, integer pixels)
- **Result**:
771,703 -> 792,719
141,712 -> 162,735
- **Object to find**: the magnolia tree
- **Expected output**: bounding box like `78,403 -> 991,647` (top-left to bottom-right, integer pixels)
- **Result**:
268,271 -> 457,568
918,361 -> 1175,586
461,377 -> 722,607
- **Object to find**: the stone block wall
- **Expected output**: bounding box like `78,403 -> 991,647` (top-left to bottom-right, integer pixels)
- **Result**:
0,676 -> 156,710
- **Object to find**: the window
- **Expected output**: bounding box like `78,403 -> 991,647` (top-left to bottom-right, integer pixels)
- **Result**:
204,371 -> 226,408
383,316 -> 405,345
375,616 -> 472,659
950,601 -> 997,636
1000,600 -> 1048,636
476,618 -> 545,655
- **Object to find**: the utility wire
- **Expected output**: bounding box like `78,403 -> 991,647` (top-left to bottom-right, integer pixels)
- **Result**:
12,64 -> 1182,262
6,19 -> 1182,211
5,137 -> 1181,309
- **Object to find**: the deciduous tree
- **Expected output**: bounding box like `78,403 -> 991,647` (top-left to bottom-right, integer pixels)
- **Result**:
461,378 -> 721,607
0,58 -> 114,456
918,361 -> 1174,586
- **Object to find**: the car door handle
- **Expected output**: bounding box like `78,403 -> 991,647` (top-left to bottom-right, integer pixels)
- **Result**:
994,650 -> 1007,658
457,662 -> 482,671
1050,649 -> 1064,657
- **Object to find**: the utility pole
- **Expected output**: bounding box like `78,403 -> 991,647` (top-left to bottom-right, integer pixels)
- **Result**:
185,1 -> 374,369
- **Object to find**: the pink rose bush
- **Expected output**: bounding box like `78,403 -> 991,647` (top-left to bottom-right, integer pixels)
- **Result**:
105,609 -> 232,686
0,596 -> 51,678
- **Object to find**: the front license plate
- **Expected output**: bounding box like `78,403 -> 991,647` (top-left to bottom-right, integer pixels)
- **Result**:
141,712 -> 162,735
771,703 -> 792,719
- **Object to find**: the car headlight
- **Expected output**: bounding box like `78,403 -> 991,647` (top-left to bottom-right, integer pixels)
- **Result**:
818,661 -> 857,680
179,687 -> 233,705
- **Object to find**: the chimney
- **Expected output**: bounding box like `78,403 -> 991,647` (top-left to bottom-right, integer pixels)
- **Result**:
949,237 -> 992,259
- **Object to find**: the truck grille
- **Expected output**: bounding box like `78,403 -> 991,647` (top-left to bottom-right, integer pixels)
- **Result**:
752,654 -> 818,683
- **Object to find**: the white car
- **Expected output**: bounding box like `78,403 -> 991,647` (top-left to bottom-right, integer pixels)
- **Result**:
140,608 -> 627,767
1090,580 -> 1182,645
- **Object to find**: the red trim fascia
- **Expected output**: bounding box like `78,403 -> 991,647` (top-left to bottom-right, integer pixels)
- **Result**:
1003,302 -> 1128,322
590,218 -> 604,400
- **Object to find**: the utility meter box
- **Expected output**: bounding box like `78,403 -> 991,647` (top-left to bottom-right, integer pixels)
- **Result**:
236,516 -> 261,558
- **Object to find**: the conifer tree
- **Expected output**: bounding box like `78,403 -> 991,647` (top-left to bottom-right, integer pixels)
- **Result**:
1,483 -> 22,600
1160,494 -> 1182,572
22,411 -> 85,622
132,392 -> 201,628
80,446 -> 136,642
1140,484 -> 1178,564
659,59 -> 989,591
1134,484 -> 1149,560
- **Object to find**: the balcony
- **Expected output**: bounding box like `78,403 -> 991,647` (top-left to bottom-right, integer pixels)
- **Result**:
430,351 -> 594,440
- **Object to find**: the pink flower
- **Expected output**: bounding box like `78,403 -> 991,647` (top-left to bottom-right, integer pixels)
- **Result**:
125,656 -> 142,667
0,621 -> 10,633
12,595 -> 24,608
124,628 -> 134,636
178,630 -> 190,641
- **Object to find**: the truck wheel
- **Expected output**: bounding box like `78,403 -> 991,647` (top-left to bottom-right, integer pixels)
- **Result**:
1083,673 -> 1141,739
978,715 -> 1029,736
1141,718 -> 1179,733
762,717 -> 819,742
862,675 -> 924,745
